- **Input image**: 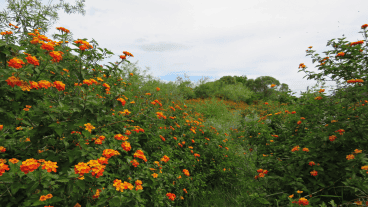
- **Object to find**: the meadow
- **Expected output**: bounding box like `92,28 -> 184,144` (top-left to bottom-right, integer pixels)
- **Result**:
123,78 -> 367,207
0,22 -> 367,207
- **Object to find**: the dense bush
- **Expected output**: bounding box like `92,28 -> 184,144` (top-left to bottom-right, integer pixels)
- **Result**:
213,82 -> 254,104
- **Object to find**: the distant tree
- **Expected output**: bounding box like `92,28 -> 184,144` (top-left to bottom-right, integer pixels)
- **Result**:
250,76 -> 281,99
270,83 -> 289,98
243,78 -> 258,92
166,73 -> 213,101
215,82 -> 254,103
188,74 -> 294,104
193,81 -> 224,100
218,75 -> 237,85
276,83 -> 290,93
172,73 -> 199,100
233,75 -> 248,86
0,0 -> 87,47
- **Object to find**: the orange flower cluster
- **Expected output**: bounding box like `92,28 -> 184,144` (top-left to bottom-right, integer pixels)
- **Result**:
254,168 -> 268,179
41,160 -> 59,173
102,149 -> 121,159
72,149 -> 121,180
291,197 -> 309,206
130,159 -> 139,167
113,179 -> 134,192
20,158 -> 41,174
0,162 -> 9,176
121,141 -> 131,152
166,192 -> 176,201
91,188 -> 103,199
0,146 -> 6,153
74,162 -> 94,179
134,180 -> 143,191
89,160 -> 106,178
39,194 -> 53,202
178,141 -> 185,147
114,133 -> 129,141
182,169 -> 190,177
5,75 -> 65,92
133,150 -> 147,162
116,97 -> 126,106
84,123 -> 95,133
161,155 -> 170,163
310,170 -> 318,177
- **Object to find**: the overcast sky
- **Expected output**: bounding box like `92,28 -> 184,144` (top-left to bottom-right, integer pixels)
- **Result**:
1,0 -> 368,98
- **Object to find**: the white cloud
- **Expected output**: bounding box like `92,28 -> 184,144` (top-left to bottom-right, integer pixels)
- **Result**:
2,0 -> 367,97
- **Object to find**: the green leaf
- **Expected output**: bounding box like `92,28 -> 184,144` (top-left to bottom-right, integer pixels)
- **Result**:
82,130 -> 90,139
68,150 -> 75,164
74,117 -> 88,128
82,174 -> 94,182
88,99 -> 100,106
33,68 -> 40,79
56,178 -> 70,183
96,198 -> 108,206
22,120 -> 32,126
97,114 -> 104,122
126,156 -> 132,163
48,123 -> 58,128
58,102 -> 65,109
48,114 -> 56,121
109,197 -> 123,207
9,181 -> 21,195
15,91 -> 24,101
76,179 -> 85,191
318,182 -> 326,188
256,197 -> 271,204
63,140 -> 69,148
81,148 -> 88,157
54,127 -> 63,137
26,181 -> 39,198
6,110 -> 17,119
31,200 -> 47,206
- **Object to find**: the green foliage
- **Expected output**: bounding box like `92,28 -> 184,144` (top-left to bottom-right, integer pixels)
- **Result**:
178,74 -> 297,109
1,1 -> 368,206
174,81 -> 196,100
215,82 -> 254,103
275,90 -> 299,105
233,75 -> 249,86
217,75 -> 238,85
244,92 -> 264,105
191,81 -> 222,100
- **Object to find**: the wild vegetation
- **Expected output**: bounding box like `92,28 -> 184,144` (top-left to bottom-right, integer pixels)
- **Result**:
87,61 -> 366,207
0,0 -> 367,206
